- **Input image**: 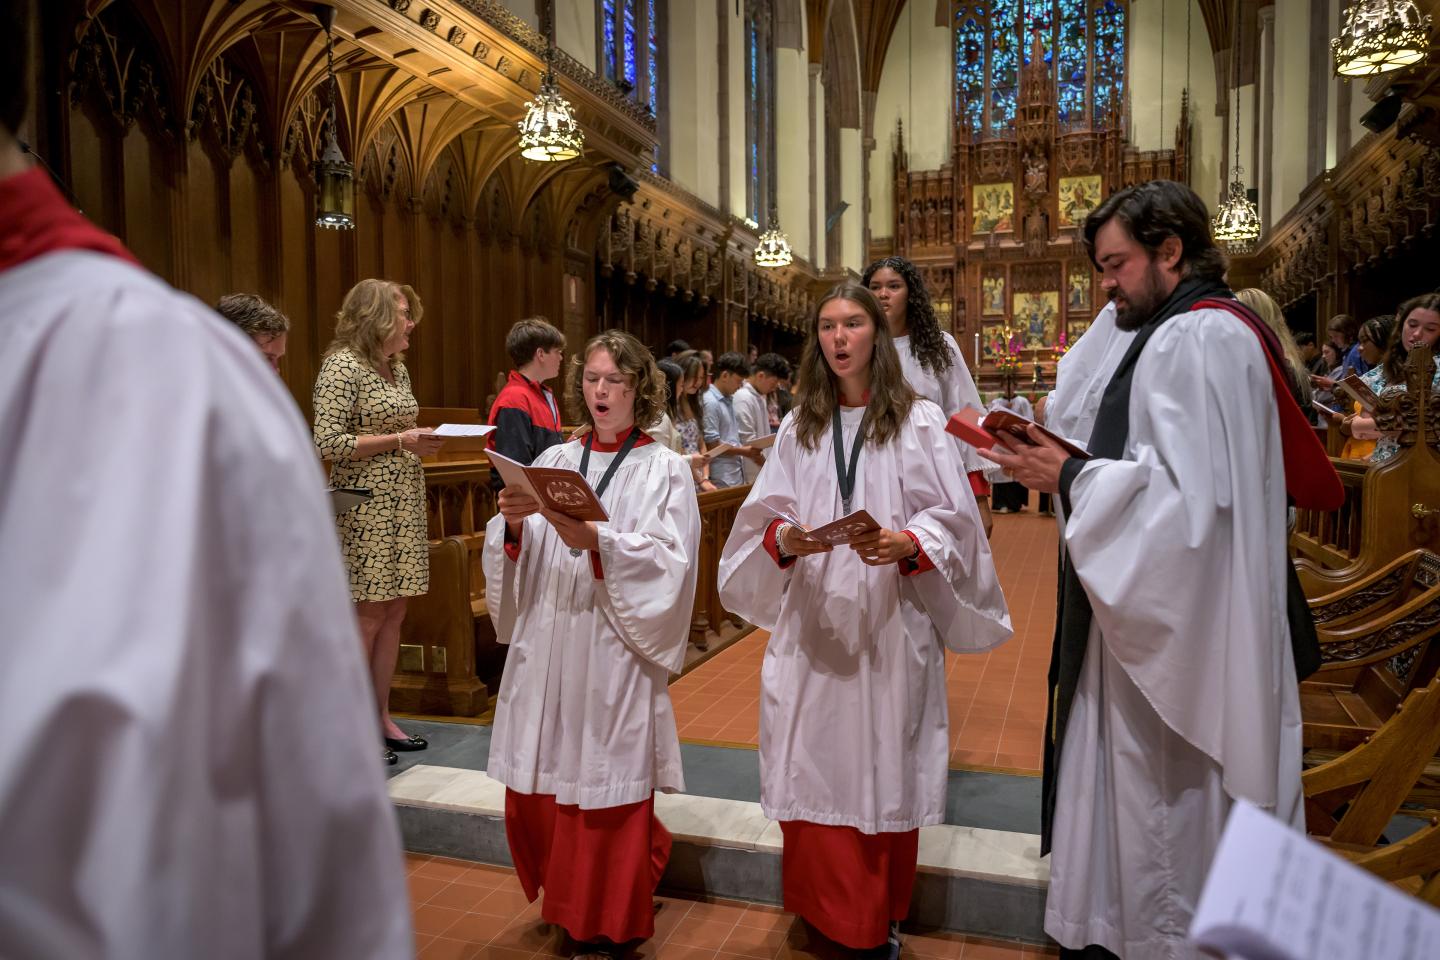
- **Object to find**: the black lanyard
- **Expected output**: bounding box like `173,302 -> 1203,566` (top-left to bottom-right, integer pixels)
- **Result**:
831,407 -> 868,515
579,426 -> 642,500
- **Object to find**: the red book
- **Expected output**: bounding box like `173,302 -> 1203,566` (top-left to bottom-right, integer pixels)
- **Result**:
946,407 -> 1092,460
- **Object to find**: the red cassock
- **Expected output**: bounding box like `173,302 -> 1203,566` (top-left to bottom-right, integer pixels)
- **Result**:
780,821 -> 919,949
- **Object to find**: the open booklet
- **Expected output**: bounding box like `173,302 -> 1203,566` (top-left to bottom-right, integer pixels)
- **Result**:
431,423 -> 496,438
486,450 -> 609,522
705,434 -> 776,459
1189,800 -> 1440,960
776,509 -> 881,546
946,406 -> 1092,460
1335,374 -> 1379,414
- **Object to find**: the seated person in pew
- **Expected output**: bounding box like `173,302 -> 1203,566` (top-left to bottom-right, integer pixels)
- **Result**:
215,292 -> 289,374
1341,295 -> 1440,465
1334,314 -> 1396,460
487,316 -> 566,490
482,330 -> 700,959
718,283 -> 1011,959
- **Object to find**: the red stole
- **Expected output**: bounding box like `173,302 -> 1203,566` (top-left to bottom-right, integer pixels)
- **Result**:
0,166 -> 139,273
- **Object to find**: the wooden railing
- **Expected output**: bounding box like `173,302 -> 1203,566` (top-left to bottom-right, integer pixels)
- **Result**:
1293,458 -> 1369,573
393,455 -> 753,716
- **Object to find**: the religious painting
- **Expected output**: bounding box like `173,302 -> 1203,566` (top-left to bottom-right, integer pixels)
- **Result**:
983,322 -> 1013,360
1067,264 -> 1092,313
1014,291 -> 1059,348
982,274 -> 1007,316
1068,319 -> 1092,343
1058,175 -> 1102,228
972,182 -> 1014,234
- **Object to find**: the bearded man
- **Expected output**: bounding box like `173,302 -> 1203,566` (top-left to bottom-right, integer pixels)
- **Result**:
981,180 -> 1338,959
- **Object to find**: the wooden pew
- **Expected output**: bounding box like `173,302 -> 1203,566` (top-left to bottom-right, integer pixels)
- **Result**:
1293,344 -> 1440,597
1303,677 -> 1440,905
1300,550 -> 1440,751
691,485 -> 753,651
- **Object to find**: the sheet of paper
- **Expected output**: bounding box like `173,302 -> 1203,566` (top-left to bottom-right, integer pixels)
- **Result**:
749,434 -> 776,450
329,488 -> 372,515
705,442 -> 738,459
1189,800 -> 1440,960
432,423 -> 496,437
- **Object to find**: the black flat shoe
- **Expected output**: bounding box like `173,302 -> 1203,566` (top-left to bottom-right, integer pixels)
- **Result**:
384,734 -> 428,752
384,749 -> 398,765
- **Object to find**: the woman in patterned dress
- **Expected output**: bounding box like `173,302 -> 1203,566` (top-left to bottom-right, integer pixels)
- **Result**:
314,279 -> 446,765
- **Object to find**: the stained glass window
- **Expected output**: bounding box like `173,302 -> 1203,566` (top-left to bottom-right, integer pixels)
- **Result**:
953,0 -> 1126,138
622,0 -> 637,89
602,0 -> 617,83
598,0 -> 662,112
745,0 -> 775,225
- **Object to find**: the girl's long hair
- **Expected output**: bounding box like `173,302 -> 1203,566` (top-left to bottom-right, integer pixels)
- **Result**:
673,353 -> 705,424
1236,287 -> 1312,407
861,255 -> 953,377
791,283 -> 915,451
1383,293 -> 1440,386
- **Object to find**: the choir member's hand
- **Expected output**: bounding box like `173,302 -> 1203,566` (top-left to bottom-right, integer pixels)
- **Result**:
975,496 -> 994,539
498,487 -> 542,534
400,428 -> 447,456
847,528 -> 917,566
977,424 -> 1069,493
1034,395 -> 1048,425
1348,414 -> 1382,441
1311,375 -> 1336,391
780,524 -> 832,557
738,445 -> 767,466
699,479 -> 719,493
544,509 -> 601,553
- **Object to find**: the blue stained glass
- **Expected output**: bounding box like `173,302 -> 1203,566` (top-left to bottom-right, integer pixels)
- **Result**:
988,0 -> 1019,137
602,0 -> 616,82
1093,0 -> 1125,124
748,18 -> 761,222
623,0 -> 637,88
647,0 -> 659,113
954,6 -> 987,136
1056,0 -> 1087,126
1023,0 -> 1054,64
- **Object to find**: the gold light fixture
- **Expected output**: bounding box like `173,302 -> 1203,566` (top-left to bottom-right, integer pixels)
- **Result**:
517,5 -> 583,162
1213,0 -> 1260,252
1332,0 -> 1432,78
314,5 -> 354,230
754,206 -> 793,268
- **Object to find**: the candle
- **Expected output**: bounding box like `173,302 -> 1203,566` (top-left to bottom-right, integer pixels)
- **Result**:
973,332 -> 980,367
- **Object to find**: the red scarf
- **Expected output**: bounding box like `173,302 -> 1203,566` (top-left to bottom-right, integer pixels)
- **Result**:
0,166 -> 139,273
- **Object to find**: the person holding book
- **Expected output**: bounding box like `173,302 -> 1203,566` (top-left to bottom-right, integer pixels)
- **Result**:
1342,295 -> 1440,465
718,283 -> 1012,958
488,316 -> 566,490
733,352 -> 790,483
1334,314 -> 1395,460
702,351 -> 764,487
864,256 -> 993,537
482,329 -> 700,958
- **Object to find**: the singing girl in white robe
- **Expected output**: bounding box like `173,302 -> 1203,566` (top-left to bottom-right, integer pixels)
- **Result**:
864,256 -> 993,536
483,330 -> 699,956
719,283 -> 1012,957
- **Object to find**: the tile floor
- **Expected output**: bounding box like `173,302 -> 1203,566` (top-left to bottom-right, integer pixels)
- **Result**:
406,853 -> 1056,959
669,498 -> 1059,774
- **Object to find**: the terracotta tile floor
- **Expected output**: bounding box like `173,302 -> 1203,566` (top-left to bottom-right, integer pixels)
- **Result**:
406,853 -> 1055,959
670,498 -> 1058,775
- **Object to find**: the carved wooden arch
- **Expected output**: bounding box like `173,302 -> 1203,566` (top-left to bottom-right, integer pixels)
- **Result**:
476,173 -> 517,245
550,170 -> 623,256
420,139 -> 471,225
339,63 -> 432,176
822,0 -> 862,129
389,97 -> 487,195
359,115 -> 415,203
67,2 -> 178,139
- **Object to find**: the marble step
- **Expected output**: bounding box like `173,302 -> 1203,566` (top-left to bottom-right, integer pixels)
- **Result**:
388,764 -> 1051,945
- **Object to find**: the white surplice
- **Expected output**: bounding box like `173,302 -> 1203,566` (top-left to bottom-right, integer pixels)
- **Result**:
1044,307 -> 1305,960
894,331 -> 988,476
483,440 -> 699,809
1044,301 -> 1133,452
0,252 -> 412,958
718,401 -> 1012,833
733,380 -> 772,484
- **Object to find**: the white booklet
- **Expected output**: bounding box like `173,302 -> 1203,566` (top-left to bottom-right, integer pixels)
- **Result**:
1189,800 -> 1440,960
431,423 -> 496,437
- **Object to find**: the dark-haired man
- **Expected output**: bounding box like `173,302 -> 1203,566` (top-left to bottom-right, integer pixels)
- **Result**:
702,351 -> 762,488
734,352 -> 790,483
216,292 -> 290,372
488,316 -> 566,490
982,180 -> 1336,959
0,2 -> 412,953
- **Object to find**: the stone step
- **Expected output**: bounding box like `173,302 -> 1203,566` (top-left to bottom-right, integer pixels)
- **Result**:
389,764 -> 1051,945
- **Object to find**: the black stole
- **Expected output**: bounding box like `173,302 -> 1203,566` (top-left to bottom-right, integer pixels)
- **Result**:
1038,276 -> 1323,852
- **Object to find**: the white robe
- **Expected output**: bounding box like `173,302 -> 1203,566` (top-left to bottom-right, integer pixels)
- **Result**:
483,440 -> 699,809
733,380 -> 771,484
1044,308 -> 1305,959
894,331 -> 988,477
0,252 -> 412,958
1044,301 -> 1133,452
718,401 -> 1012,833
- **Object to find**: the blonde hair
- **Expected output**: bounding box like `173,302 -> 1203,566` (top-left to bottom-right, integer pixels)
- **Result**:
326,279 -> 423,370
565,329 -> 667,431
1236,287 -> 1312,407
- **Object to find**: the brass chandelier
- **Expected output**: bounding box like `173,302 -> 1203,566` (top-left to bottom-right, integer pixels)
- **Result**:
754,206 -> 793,268
314,5 -> 355,229
517,6 -> 583,162
1332,1 -> 1432,78
1213,0 -> 1260,252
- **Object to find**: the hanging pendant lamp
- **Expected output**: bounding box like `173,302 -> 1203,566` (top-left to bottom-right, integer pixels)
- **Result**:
314,5 -> 354,230
1332,1 -> 1431,78
1212,0 -> 1260,252
754,207 -> 793,268
517,4 -> 584,162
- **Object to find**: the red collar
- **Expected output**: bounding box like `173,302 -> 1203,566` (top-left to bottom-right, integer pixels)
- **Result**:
507,369 -> 553,396
581,426 -> 654,452
0,167 -> 139,273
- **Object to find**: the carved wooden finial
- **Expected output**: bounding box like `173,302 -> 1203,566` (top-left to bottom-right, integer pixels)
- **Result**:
1374,343 -> 1435,449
